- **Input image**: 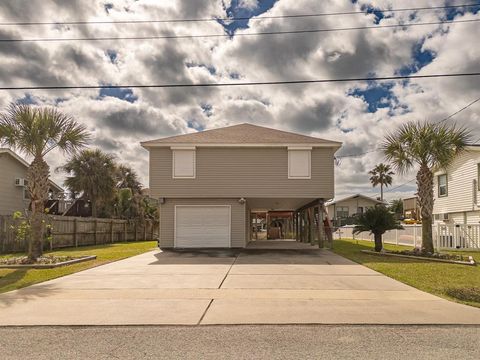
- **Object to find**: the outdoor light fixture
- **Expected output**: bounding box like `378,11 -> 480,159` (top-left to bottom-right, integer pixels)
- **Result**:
158,197 -> 165,204
238,198 -> 246,204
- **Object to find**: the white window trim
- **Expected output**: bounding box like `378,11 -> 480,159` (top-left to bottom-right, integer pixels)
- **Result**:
174,205 -> 232,248
287,147 -> 311,179
438,173 -> 448,198
172,147 -> 196,179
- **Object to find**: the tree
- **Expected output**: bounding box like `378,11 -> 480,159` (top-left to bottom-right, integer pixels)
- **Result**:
60,149 -> 117,218
382,121 -> 470,253
389,199 -> 404,219
116,164 -> 142,194
353,205 -> 404,252
369,163 -> 394,201
0,104 -> 89,260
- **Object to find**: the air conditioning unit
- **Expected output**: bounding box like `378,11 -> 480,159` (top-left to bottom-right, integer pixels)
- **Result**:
15,178 -> 26,187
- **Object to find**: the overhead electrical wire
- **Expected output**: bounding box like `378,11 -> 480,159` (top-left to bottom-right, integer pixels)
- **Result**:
335,94 -> 480,160
2,18 -> 479,43
0,3 -> 478,26
1,72 -> 479,91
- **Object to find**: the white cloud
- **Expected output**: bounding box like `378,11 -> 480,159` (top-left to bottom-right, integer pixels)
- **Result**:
0,0 -> 478,200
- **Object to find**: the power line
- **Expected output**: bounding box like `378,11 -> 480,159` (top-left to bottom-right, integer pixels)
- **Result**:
436,96 -> 480,124
336,94 -> 480,160
1,3 -> 478,26
1,72 -> 479,91
3,18 -> 478,43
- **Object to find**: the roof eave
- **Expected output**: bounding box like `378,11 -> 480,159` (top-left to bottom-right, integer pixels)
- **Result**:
140,142 -> 343,149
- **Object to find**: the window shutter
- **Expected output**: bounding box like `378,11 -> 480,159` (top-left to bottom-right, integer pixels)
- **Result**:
173,149 -> 196,178
288,149 -> 311,179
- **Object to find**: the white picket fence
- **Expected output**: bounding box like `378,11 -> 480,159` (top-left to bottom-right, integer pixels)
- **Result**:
334,224 -> 480,251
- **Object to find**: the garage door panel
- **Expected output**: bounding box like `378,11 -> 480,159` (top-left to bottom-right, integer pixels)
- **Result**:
175,206 -> 231,248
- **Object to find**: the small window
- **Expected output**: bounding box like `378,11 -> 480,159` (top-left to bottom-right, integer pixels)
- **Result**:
172,149 -> 196,179
336,206 -> 349,219
288,149 -> 311,179
477,164 -> 480,191
23,179 -> 30,200
438,174 -> 448,197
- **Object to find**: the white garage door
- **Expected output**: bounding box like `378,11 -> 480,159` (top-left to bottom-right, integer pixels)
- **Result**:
175,205 -> 231,248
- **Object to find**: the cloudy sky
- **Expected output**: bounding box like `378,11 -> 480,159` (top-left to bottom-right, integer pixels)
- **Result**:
0,0 -> 479,201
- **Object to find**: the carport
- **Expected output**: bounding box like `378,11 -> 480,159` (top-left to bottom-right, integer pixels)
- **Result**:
247,198 -> 333,248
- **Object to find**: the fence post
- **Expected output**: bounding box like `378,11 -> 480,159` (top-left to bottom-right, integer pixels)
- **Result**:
73,218 -> 78,247
134,221 -> 138,242
94,219 -> 98,245
110,220 -> 114,243
412,225 -> 415,248
143,221 -> 147,241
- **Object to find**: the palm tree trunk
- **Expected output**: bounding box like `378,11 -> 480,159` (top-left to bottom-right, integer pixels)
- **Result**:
416,164 -> 434,253
380,184 -> 384,201
374,232 -> 383,252
27,156 -> 50,261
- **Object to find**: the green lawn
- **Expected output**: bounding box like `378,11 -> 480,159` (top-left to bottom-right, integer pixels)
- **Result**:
0,241 -> 157,294
332,239 -> 480,308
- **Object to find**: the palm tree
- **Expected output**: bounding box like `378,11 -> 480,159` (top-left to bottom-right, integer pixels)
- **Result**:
0,104 -> 89,260
389,199 -> 404,219
116,164 -> 142,194
353,205 -> 404,252
60,149 -> 117,218
369,163 -> 394,201
382,121 -> 470,253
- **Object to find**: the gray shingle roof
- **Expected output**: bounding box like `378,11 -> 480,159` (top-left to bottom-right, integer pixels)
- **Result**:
141,123 -> 341,147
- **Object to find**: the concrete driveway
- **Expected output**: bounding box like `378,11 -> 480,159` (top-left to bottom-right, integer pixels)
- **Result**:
1,241 -> 480,325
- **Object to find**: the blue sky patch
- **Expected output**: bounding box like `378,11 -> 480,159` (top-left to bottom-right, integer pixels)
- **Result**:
349,82 -> 396,113
201,103 -> 213,117
98,88 -> 137,103
16,94 -> 37,105
187,120 -> 205,131
106,50 -> 118,64
397,41 -> 435,76
444,3 -> 480,20
185,62 -> 216,75
220,0 -> 278,34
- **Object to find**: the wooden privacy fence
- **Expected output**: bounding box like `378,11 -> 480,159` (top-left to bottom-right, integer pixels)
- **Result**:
0,215 -> 159,254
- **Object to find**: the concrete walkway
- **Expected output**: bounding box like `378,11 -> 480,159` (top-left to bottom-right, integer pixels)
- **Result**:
1,241 -> 480,325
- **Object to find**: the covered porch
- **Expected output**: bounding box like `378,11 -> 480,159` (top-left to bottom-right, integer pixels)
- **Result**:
247,198 -> 333,248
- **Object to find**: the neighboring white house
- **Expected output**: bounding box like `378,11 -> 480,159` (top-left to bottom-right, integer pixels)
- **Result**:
433,146 -> 480,224
325,194 -> 384,225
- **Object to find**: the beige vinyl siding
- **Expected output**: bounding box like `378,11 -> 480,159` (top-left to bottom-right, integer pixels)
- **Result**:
0,154 -> 29,215
433,150 -> 480,216
149,147 -> 335,199
159,198 -> 246,248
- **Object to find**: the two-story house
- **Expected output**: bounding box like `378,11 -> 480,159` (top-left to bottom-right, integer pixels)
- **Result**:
0,148 -> 64,215
141,123 -> 341,248
433,146 -> 480,224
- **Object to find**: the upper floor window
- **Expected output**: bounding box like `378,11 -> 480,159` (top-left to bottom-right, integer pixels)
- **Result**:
438,174 -> 448,197
172,148 -> 196,179
288,148 -> 311,179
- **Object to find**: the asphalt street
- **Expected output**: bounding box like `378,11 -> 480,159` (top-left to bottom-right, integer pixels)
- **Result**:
1,325 -> 479,360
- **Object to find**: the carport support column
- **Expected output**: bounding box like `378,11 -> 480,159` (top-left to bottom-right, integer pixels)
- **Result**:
317,204 -> 325,248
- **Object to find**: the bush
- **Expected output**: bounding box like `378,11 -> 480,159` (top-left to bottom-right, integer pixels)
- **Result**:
445,287 -> 480,303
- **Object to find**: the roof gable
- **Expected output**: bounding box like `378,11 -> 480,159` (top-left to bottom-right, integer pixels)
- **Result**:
326,193 -> 385,206
0,148 -> 63,192
141,123 -> 341,147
